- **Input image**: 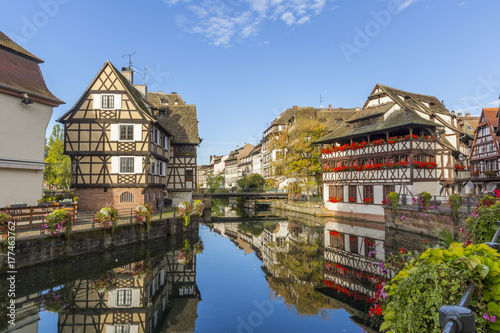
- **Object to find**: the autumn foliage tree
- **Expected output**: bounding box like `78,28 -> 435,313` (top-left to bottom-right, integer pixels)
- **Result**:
267,118 -> 326,199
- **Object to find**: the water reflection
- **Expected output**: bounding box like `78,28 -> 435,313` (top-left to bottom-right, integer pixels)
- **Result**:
212,202 -> 391,331
1,233 -> 200,333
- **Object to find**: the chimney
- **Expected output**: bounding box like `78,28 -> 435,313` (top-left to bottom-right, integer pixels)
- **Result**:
356,107 -> 361,111
451,111 -> 455,116
157,91 -> 163,94
134,85 -> 147,98
466,113 -> 470,117
293,106 -> 298,109
121,67 -> 133,85
329,104 -> 332,111
339,107 -> 343,110
458,112 -> 462,117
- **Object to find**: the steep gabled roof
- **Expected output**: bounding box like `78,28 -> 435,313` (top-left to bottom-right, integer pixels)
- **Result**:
58,61 -> 154,123
149,91 -> 200,145
314,108 -> 440,144
0,31 -> 63,105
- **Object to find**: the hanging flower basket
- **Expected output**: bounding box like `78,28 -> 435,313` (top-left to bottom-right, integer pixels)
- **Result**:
94,206 -> 118,233
132,261 -> 151,279
192,200 -> 205,217
91,272 -> 117,293
133,204 -> 153,232
39,285 -> 73,312
42,209 -> 74,237
193,239 -> 204,255
178,201 -> 191,226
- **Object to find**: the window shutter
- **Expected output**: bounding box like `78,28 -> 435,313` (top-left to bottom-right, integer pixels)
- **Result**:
110,124 -> 119,141
160,270 -> 165,285
134,157 -> 143,174
134,124 -> 142,141
111,156 -> 119,173
114,94 -> 122,110
93,93 -> 101,109
162,162 -> 166,176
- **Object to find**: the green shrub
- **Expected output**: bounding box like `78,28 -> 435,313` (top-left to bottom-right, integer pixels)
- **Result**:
449,194 -> 463,221
466,196 -> 500,244
381,243 -> 500,333
388,192 -> 399,216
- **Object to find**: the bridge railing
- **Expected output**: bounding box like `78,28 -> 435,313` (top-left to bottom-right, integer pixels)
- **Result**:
438,220 -> 500,332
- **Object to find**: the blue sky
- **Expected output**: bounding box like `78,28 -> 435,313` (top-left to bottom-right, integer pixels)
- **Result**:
1,0 -> 499,165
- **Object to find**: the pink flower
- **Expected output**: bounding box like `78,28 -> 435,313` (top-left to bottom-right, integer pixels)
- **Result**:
401,215 -> 406,221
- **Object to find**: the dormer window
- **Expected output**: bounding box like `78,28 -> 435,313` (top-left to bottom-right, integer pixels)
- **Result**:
161,99 -> 167,104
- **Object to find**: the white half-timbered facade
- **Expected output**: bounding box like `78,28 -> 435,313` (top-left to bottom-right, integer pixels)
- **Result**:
470,108 -> 500,193
315,84 -> 473,218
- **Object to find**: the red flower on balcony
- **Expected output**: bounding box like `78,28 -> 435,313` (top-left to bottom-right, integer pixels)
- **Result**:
454,163 -> 464,171
328,196 -> 343,203
363,197 -> 373,204
349,197 -> 356,202
413,161 -> 438,169
382,198 -> 387,205
371,139 -> 385,145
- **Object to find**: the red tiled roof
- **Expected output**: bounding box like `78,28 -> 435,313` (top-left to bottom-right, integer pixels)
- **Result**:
482,108 -> 498,125
0,47 -> 62,103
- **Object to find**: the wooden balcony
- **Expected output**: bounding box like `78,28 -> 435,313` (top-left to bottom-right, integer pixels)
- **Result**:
322,140 -> 436,160
470,170 -> 500,181
150,145 -> 169,159
147,174 -> 166,185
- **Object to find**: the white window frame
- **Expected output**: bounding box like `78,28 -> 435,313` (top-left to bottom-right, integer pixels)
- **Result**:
102,94 -> 115,110
120,157 -> 135,174
116,289 -> 132,307
119,124 -> 134,141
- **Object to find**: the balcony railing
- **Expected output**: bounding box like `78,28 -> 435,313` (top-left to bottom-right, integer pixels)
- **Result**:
323,167 -> 436,182
470,170 -> 500,179
322,140 -> 437,160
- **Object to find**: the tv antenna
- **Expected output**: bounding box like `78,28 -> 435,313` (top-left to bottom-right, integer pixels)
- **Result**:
142,67 -> 148,85
122,52 -> 137,69
320,94 -> 323,108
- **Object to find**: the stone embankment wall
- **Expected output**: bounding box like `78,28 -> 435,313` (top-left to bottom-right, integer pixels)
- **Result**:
383,206 -> 457,236
1,217 -> 199,271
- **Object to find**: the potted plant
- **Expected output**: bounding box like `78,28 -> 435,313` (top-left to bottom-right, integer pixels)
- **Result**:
42,209 -> 74,237
485,170 -> 497,177
73,197 -> 79,204
10,201 -> 27,208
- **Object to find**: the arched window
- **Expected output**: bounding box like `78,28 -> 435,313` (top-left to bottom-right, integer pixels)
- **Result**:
120,192 -> 134,202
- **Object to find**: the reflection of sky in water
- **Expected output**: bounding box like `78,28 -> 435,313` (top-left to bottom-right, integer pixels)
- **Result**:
38,311 -> 57,332
195,224 -> 363,332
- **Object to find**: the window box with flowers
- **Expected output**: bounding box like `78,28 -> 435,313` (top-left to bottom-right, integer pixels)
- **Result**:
348,197 -> 356,203
471,170 -> 480,177
363,198 -> 373,205
328,196 -> 343,203
413,161 -> 438,169
454,163 -> 465,171
485,170 -> 497,177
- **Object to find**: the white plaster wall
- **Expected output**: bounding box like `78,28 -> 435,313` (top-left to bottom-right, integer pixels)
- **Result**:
0,94 -> 52,161
0,168 -> 44,207
0,94 -> 53,207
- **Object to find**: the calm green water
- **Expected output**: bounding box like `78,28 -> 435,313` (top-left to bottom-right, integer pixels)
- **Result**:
0,199 -> 406,333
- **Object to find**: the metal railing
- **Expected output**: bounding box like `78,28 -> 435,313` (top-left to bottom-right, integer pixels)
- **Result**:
438,221 -> 500,332
398,194 -> 481,213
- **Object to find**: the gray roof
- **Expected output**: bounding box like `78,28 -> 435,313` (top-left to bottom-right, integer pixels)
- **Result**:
149,92 -> 201,145
315,108 -> 440,144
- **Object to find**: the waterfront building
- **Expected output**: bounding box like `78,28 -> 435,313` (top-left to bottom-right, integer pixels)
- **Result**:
470,107 -> 500,193
238,147 -> 254,178
261,105 -> 358,185
0,31 -> 64,207
224,144 -> 253,189
196,164 -> 211,189
251,143 -> 262,176
59,61 -> 200,210
211,154 -> 228,175
315,84 -> 473,219
147,91 -> 201,205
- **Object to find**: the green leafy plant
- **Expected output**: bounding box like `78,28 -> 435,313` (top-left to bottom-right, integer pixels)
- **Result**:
0,213 -> 12,250
388,192 -> 399,216
381,243 -> 500,333
449,194 -> 463,221
466,195 -> 500,244
192,200 -> 205,217
177,201 -> 191,226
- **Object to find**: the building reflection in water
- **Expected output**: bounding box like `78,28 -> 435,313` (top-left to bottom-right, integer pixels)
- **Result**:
1,235 -> 201,333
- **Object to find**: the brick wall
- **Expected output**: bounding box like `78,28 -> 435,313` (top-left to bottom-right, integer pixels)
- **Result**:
74,187 -> 145,211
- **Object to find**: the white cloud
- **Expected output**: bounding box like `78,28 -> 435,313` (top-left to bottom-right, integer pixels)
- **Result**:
165,0 -> 329,46
458,1 -> 466,6
489,100 -> 500,107
395,0 -> 419,11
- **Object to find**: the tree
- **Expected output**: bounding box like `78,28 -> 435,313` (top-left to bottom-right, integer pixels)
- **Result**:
44,125 -> 72,189
206,171 -> 226,193
267,118 -> 326,199
237,173 -> 265,192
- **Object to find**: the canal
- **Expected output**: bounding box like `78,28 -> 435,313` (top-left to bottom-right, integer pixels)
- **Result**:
1,199 -> 424,332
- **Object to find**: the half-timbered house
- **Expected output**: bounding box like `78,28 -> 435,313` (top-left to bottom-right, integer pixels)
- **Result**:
147,92 -> 201,205
315,84 -> 472,219
58,61 -> 172,211
470,108 -> 500,193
